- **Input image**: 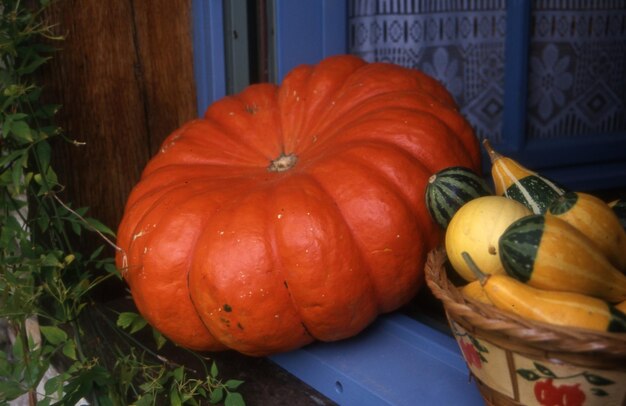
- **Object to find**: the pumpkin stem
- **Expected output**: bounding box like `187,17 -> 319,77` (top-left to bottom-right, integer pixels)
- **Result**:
268,152 -> 298,172
481,139 -> 501,164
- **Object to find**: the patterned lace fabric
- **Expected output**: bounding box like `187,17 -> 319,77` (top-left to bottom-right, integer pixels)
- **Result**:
527,1 -> 626,140
348,0 -> 626,143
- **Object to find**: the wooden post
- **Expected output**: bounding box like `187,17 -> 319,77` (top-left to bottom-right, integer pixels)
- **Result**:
40,0 -> 197,243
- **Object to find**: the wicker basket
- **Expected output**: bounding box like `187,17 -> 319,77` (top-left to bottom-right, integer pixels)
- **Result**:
424,248 -> 626,406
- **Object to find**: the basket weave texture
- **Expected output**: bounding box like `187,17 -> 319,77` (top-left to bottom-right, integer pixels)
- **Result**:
424,248 -> 626,405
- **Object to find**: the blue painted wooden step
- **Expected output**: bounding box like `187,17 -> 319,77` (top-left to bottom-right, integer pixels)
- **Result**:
271,313 -> 484,406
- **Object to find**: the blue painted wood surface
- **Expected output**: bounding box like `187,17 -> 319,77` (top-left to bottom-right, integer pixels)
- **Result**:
192,0 -> 226,116
273,0 -> 347,81
501,0 -> 531,152
271,313 -> 484,406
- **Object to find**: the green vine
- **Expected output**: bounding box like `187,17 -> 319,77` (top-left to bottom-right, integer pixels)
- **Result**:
0,1 -> 244,404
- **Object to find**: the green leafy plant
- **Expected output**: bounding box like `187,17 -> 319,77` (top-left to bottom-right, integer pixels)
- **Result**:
0,1 -> 244,404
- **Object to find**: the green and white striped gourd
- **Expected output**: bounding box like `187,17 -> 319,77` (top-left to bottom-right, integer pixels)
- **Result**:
425,166 -> 492,229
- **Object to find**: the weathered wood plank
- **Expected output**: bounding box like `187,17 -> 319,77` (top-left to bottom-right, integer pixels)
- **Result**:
41,0 -> 196,237
132,0 -> 198,154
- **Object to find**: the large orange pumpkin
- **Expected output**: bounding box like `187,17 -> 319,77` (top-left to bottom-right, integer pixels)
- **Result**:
116,55 -> 480,356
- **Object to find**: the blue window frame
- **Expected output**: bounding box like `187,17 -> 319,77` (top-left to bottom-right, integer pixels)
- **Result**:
270,0 -> 348,81
191,0 -> 226,116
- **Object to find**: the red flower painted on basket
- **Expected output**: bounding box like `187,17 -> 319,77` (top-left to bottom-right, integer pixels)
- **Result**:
460,339 -> 482,369
450,322 -> 489,370
534,379 -> 586,406
518,362 -> 615,405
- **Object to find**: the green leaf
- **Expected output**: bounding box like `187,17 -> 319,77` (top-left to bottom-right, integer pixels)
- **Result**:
62,340 -> 77,360
117,312 -> 148,333
3,84 -> 23,97
209,387 -> 224,404
478,352 -> 488,363
117,312 -> 141,329
584,372 -> 615,386
38,125 -> 60,137
19,54 -> 51,75
134,394 -> 156,406
0,352 -> 12,377
516,369 -> 540,381
2,116 -> 13,138
70,219 -> 82,236
75,206 -> 89,217
89,245 -> 105,260
534,362 -> 555,378
0,149 -> 24,168
12,162 -> 25,195
0,380 -> 26,400
38,398 -> 52,406
173,366 -> 184,382
210,362 -> 218,378
85,217 -> 116,237
25,85 -> 42,102
33,166 -> 59,193
36,140 -> 51,172
224,392 -> 245,406
95,367 -> 114,387
130,317 -> 148,334
45,166 -> 58,187
23,353 -> 49,388
34,103 -> 60,119
104,262 -> 121,277
41,252 -> 63,268
23,171 -> 33,186
40,325 -> 68,345
590,387 -> 609,397
6,113 -> 28,121
170,389 -> 182,406
10,121 -> 33,142
152,329 -> 167,350
33,173 -> 43,185
224,379 -> 244,390
94,394 -> 116,406
0,215 -> 24,246
36,209 -> 50,233
44,373 -> 65,396
468,336 -> 488,353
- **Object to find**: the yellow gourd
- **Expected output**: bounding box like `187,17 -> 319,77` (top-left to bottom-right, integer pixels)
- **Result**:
462,252 -> 626,332
608,198 -> 626,232
482,139 -> 564,214
445,195 -> 532,282
499,214 -> 626,303
461,280 -> 492,305
616,300 -> 626,314
484,274 -> 626,332
547,191 -> 626,270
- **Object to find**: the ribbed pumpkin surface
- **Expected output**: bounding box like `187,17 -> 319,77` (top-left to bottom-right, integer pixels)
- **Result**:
115,55 -> 481,356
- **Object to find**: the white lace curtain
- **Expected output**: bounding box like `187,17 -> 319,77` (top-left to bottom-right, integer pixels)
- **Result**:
348,0 -> 626,143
